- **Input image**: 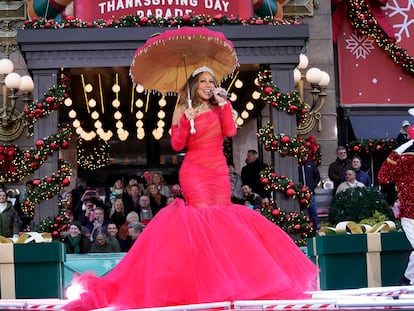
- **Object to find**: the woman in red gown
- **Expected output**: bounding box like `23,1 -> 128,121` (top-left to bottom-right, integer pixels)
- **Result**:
64,66 -> 318,311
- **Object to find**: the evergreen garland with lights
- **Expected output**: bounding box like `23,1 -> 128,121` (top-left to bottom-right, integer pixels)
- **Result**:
24,74 -> 71,135
0,127 -> 71,183
22,14 -> 301,30
77,137 -> 110,170
258,123 -> 322,166
36,199 -> 72,239
21,159 -> 71,219
261,200 -> 314,246
255,65 -> 324,245
257,66 -> 308,120
260,166 -> 313,210
345,0 -> 414,75
347,138 -> 397,156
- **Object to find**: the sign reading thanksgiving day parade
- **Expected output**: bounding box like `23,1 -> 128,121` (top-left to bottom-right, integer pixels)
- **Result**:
74,0 -> 254,21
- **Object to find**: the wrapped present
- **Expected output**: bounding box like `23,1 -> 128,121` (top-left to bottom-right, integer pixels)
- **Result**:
64,252 -> 126,288
0,235 -> 65,299
0,243 -> 15,299
307,231 -> 412,290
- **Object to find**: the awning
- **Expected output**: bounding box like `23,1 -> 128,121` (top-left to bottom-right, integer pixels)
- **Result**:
349,115 -> 414,139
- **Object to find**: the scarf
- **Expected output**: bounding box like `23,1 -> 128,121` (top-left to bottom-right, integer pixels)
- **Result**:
67,234 -> 81,253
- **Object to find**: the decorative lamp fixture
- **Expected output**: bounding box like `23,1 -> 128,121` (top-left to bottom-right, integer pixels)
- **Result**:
0,58 -> 34,141
294,54 -> 330,135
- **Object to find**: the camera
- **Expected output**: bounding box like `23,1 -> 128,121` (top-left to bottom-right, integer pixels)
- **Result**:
85,191 -> 96,197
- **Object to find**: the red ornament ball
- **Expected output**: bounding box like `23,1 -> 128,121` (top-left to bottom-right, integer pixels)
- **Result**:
62,177 -> 71,187
35,139 -> 45,148
280,136 -> 290,144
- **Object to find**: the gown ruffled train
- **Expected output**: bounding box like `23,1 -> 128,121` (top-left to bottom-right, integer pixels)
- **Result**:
64,105 -> 318,311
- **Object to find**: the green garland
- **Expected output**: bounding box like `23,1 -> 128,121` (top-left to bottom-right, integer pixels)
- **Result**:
261,200 -> 314,246
24,74 -> 71,135
346,0 -> 414,76
22,14 -> 300,29
347,138 -> 397,155
21,159 -> 72,218
0,127 -> 71,183
257,66 -> 307,120
36,199 -> 72,239
258,123 -> 322,166
260,166 -> 312,209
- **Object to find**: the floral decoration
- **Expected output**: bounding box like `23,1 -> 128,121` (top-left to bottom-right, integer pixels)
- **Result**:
347,138 -> 397,155
0,127 -> 71,183
22,14 -> 301,30
261,200 -> 314,246
21,159 -> 71,218
23,74 -> 71,135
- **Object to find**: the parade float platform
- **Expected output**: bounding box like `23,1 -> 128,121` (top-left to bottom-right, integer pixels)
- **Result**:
1,231 -> 413,310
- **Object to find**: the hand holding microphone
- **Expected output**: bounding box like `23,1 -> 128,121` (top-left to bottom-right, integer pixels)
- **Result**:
209,88 -> 230,106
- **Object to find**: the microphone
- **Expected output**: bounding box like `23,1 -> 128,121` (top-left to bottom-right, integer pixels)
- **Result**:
209,89 -> 231,99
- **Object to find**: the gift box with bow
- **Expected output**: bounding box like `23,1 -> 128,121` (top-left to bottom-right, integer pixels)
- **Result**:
307,231 -> 412,290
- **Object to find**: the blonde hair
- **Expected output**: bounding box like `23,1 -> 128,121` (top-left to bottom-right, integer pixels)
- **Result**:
110,198 -> 125,218
126,211 -> 139,222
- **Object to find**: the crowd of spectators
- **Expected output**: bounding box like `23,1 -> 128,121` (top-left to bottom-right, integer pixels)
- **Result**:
58,172 -> 182,253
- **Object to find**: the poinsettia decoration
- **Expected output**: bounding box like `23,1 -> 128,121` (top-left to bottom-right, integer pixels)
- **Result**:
0,127 -> 71,183
347,138 -> 397,155
22,14 -> 301,30
24,74 -> 71,135
21,158 -> 71,218
261,200 -> 314,246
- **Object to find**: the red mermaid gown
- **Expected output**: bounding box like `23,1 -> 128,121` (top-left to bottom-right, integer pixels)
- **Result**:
64,104 -> 318,311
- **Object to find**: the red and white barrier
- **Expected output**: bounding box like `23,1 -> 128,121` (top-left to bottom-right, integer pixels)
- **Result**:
2,286 -> 414,311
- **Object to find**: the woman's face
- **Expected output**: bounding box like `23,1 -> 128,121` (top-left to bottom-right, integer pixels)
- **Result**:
0,191 -> 7,203
69,225 -> 80,238
152,173 -> 161,184
95,234 -> 107,245
65,192 -> 73,201
128,214 -> 139,222
149,184 -> 158,195
114,200 -> 124,212
114,179 -> 123,189
107,224 -> 118,237
196,72 -> 215,101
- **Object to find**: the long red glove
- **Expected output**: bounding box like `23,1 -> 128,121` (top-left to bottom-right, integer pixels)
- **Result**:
220,103 -> 237,137
171,114 -> 191,151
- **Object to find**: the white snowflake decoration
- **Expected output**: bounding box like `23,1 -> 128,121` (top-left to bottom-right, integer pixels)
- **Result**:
345,33 -> 376,59
383,0 -> 414,43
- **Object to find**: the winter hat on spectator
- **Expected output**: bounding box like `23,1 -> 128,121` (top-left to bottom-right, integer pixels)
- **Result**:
70,221 -> 82,231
